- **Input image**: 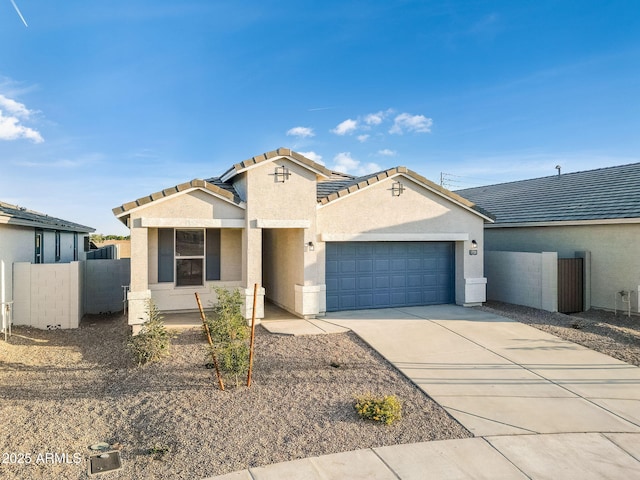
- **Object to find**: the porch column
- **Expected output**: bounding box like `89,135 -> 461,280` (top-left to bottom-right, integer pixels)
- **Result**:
241,225 -> 264,321
128,218 -> 151,331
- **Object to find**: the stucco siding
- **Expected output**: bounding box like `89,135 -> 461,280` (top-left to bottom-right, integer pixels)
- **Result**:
220,229 -> 242,281
137,189 -> 244,220
1,225 -> 34,305
485,224 -> 640,311
262,228 -> 304,312
317,175 -> 486,305
485,251 -> 558,311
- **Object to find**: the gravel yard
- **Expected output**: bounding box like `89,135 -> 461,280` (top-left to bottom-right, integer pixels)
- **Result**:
2,303 -> 638,479
476,301 -> 640,366
0,314 -> 469,480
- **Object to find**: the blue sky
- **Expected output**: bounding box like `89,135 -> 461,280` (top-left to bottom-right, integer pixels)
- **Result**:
1,1 -> 639,234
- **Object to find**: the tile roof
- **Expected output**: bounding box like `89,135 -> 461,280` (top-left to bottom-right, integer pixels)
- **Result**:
112,178 -> 243,217
113,149 -> 493,222
0,201 -> 94,232
456,162 -> 640,225
221,147 -> 333,181
317,166 -> 494,220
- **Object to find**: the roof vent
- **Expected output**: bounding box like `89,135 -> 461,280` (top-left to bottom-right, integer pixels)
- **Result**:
555,165 -> 561,176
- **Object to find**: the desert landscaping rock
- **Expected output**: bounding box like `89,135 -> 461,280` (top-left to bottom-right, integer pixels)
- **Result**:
2,304 -> 637,479
0,314 -> 470,480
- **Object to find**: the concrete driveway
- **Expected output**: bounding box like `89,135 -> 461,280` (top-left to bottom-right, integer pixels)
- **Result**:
325,304 -> 640,437
208,304 -> 640,479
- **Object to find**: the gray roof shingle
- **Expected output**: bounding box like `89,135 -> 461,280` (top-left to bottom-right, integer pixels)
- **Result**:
456,162 -> 640,224
0,201 -> 94,232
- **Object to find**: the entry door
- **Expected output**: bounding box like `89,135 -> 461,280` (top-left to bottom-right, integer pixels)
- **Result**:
325,241 -> 455,312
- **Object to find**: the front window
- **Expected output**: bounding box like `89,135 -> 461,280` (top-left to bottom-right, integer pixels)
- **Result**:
157,229 -> 221,286
175,230 -> 204,286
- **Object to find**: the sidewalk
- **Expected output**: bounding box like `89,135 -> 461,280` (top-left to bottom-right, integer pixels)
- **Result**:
206,304 -> 640,479
208,433 -> 640,479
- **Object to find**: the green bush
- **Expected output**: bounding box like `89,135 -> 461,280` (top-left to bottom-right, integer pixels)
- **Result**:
354,394 -> 402,425
128,300 -> 171,366
205,288 -> 250,386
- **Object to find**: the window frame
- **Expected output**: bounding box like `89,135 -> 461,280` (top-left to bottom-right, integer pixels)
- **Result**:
157,228 -> 222,286
174,229 -> 205,287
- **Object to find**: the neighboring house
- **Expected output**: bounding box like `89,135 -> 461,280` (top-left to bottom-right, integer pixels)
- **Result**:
0,201 -> 94,329
113,148 -> 493,331
457,163 -> 640,312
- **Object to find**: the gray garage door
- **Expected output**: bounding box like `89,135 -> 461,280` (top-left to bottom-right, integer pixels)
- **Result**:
326,241 -> 455,312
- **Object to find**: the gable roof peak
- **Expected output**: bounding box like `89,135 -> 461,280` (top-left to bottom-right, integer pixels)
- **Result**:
221,147 -> 333,182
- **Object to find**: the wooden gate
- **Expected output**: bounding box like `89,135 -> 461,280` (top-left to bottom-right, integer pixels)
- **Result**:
557,258 -> 583,313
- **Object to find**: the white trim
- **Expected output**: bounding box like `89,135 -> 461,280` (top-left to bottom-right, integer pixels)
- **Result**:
465,277 -> 487,285
255,219 -> 311,229
221,155 -> 330,182
115,187 -> 246,219
317,172 -> 494,223
320,233 -> 469,242
486,218 -> 640,228
141,218 -> 245,228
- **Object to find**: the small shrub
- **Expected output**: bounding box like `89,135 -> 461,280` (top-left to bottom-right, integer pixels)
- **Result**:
205,288 -> 250,386
128,300 -> 171,366
354,394 -> 402,425
148,443 -> 170,460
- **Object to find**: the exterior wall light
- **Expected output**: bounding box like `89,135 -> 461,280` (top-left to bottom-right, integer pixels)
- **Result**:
273,166 -> 291,183
307,241 -> 315,252
392,181 -> 405,196
469,239 -> 478,255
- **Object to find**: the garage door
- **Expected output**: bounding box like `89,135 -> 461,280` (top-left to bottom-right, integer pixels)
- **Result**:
325,241 -> 455,312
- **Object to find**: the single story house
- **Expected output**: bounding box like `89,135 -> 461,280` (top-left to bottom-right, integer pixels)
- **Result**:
113,148 -> 494,331
457,162 -> 640,313
0,201 -> 94,330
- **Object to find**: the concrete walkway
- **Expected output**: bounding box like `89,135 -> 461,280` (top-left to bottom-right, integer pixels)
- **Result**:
204,304 -> 640,479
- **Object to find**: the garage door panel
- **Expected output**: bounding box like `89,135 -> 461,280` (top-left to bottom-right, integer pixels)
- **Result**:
326,242 -> 454,312
340,260 -> 356,273
374,292 -> 390,306
358,293 -> 373,307
357,259 -> 373,272
391,258 -> 406,271
375,259 -> 390,271
407,290 -> 423,304
390,291 -> 407,305
339,277 -> 356,290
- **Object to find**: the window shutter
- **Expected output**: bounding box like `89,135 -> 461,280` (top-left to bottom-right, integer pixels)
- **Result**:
206,229 -> 221,281
158,229 -> 174,282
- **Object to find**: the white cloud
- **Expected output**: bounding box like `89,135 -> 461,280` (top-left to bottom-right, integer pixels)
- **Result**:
299,151 -> 324,165
378,149 -> 397,156
331,118 -> 358,135
364,111 -> 385,125
286,126 -> 315,138
0,94 -> 43,143
0,110 -> 43,143
332,152 -> 380,176
357,134 -> 369,143
389,113 -> 433,135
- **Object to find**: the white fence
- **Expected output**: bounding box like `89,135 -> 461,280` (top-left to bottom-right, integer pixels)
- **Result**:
12,259 -> 130,329
485,251 -> 558,312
